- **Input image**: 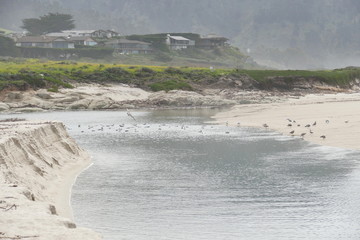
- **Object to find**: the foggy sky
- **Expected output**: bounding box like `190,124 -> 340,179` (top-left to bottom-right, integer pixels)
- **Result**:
0,0 -> 359,69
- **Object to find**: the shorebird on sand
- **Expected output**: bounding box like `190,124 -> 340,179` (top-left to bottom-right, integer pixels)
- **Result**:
300,133 -> 306,138
320,135 -> 326,139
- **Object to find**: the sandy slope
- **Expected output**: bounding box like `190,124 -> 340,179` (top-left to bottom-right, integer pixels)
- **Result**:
0,121 -> 101,240
213,93 -> 360,151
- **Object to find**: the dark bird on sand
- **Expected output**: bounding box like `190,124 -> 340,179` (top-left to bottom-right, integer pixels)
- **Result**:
263,123 -> 269,128
309,129 -> 313,134
313,121 -> 317,126
287,124 -> 292,127
320,135 -> 326,139
305,124 -> 311,128
290,130 -> 295,135
300,133 -> 306,138
287,118 -> 292,122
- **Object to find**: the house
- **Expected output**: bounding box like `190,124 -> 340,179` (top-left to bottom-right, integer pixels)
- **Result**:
68,36 -> 97,46
50,29 -> 120,39
105,39 -> 152,54
15,36 -> 75,49
61,30 -> 95,37
91,30 -> 120,38
196,34 -> 229,49
166,34 -> 195,50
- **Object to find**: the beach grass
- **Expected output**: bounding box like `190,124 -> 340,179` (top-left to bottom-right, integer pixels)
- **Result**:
0,58 -> 359,91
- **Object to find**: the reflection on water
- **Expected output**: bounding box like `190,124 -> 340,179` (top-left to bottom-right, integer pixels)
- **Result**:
2,110 -> 360,240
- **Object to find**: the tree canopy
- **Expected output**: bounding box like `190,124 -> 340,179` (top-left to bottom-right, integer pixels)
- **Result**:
21,13 -> 75,35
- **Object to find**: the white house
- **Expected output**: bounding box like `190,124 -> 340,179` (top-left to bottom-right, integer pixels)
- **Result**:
166,34 -> 195,50
49,30 -> 120,39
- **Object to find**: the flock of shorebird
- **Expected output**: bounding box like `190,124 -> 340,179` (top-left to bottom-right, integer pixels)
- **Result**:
71,110 -> 347,140
261,118 -> 347,140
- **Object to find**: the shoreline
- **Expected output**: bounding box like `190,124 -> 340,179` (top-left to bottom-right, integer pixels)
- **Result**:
213,92 -> 360,151
50,156 -> 93,220
68,162 -> 94,220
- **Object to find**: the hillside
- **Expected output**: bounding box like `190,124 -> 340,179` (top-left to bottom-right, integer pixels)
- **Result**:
1,0 -> 359,69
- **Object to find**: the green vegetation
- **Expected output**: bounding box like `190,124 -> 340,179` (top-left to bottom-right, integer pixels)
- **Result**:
0,58 -> 359,92
236,68 -> 360,87
0,28 -> 13,34
149,80 -> 193,91
20,47 -> 114,59
0,36 -> 20,57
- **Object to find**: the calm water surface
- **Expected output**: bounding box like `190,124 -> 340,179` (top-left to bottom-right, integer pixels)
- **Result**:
3,110 -> 360,240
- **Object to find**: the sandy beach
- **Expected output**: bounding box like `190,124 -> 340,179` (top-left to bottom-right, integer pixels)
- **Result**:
213,92 -> 360,151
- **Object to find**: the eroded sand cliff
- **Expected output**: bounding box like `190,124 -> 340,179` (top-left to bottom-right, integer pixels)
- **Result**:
0,120 -> 101,240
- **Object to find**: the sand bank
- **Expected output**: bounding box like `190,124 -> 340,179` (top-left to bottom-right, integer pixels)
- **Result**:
0,121 -> 101,240
213,93 -> 360,151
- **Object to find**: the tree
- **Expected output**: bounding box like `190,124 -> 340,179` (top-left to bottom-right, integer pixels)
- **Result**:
0,36 -> 20,57
21,13 -> 75,35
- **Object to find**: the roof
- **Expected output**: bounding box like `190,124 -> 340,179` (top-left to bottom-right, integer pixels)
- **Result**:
93,29 -> 119,33
168,36 -> 190,41
68,36 -> 96,41
200,34 -> 228,40
105,39 -> 151,45
62,30 -> 96,34
16,36 -> 72,43
46,32 -> 70,37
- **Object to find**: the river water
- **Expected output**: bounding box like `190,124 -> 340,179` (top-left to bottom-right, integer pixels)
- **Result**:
2,110 -> 360,240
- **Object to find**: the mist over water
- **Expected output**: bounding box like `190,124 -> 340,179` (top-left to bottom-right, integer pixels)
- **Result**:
8,110 -> 359,240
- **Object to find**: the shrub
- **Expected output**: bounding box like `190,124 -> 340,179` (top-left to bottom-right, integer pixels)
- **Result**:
149,80 -> 193,92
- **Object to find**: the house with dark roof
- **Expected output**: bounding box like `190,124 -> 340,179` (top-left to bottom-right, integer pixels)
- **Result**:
105,39 -> 153,54
166,34 -> 195,50
15,36 -> 75,48
196,34 -> 229,49
68,36 -> 97,46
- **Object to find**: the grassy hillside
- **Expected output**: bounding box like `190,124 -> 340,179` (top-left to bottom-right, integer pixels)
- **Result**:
0,58 -> 359,92
0,28 -> 13,34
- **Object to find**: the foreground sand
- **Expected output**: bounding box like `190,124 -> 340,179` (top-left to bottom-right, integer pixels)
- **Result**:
0,121 -> 101,240
213,92 -> 360,151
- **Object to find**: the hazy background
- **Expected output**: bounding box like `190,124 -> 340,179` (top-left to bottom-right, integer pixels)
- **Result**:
1,0 -> 359,69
